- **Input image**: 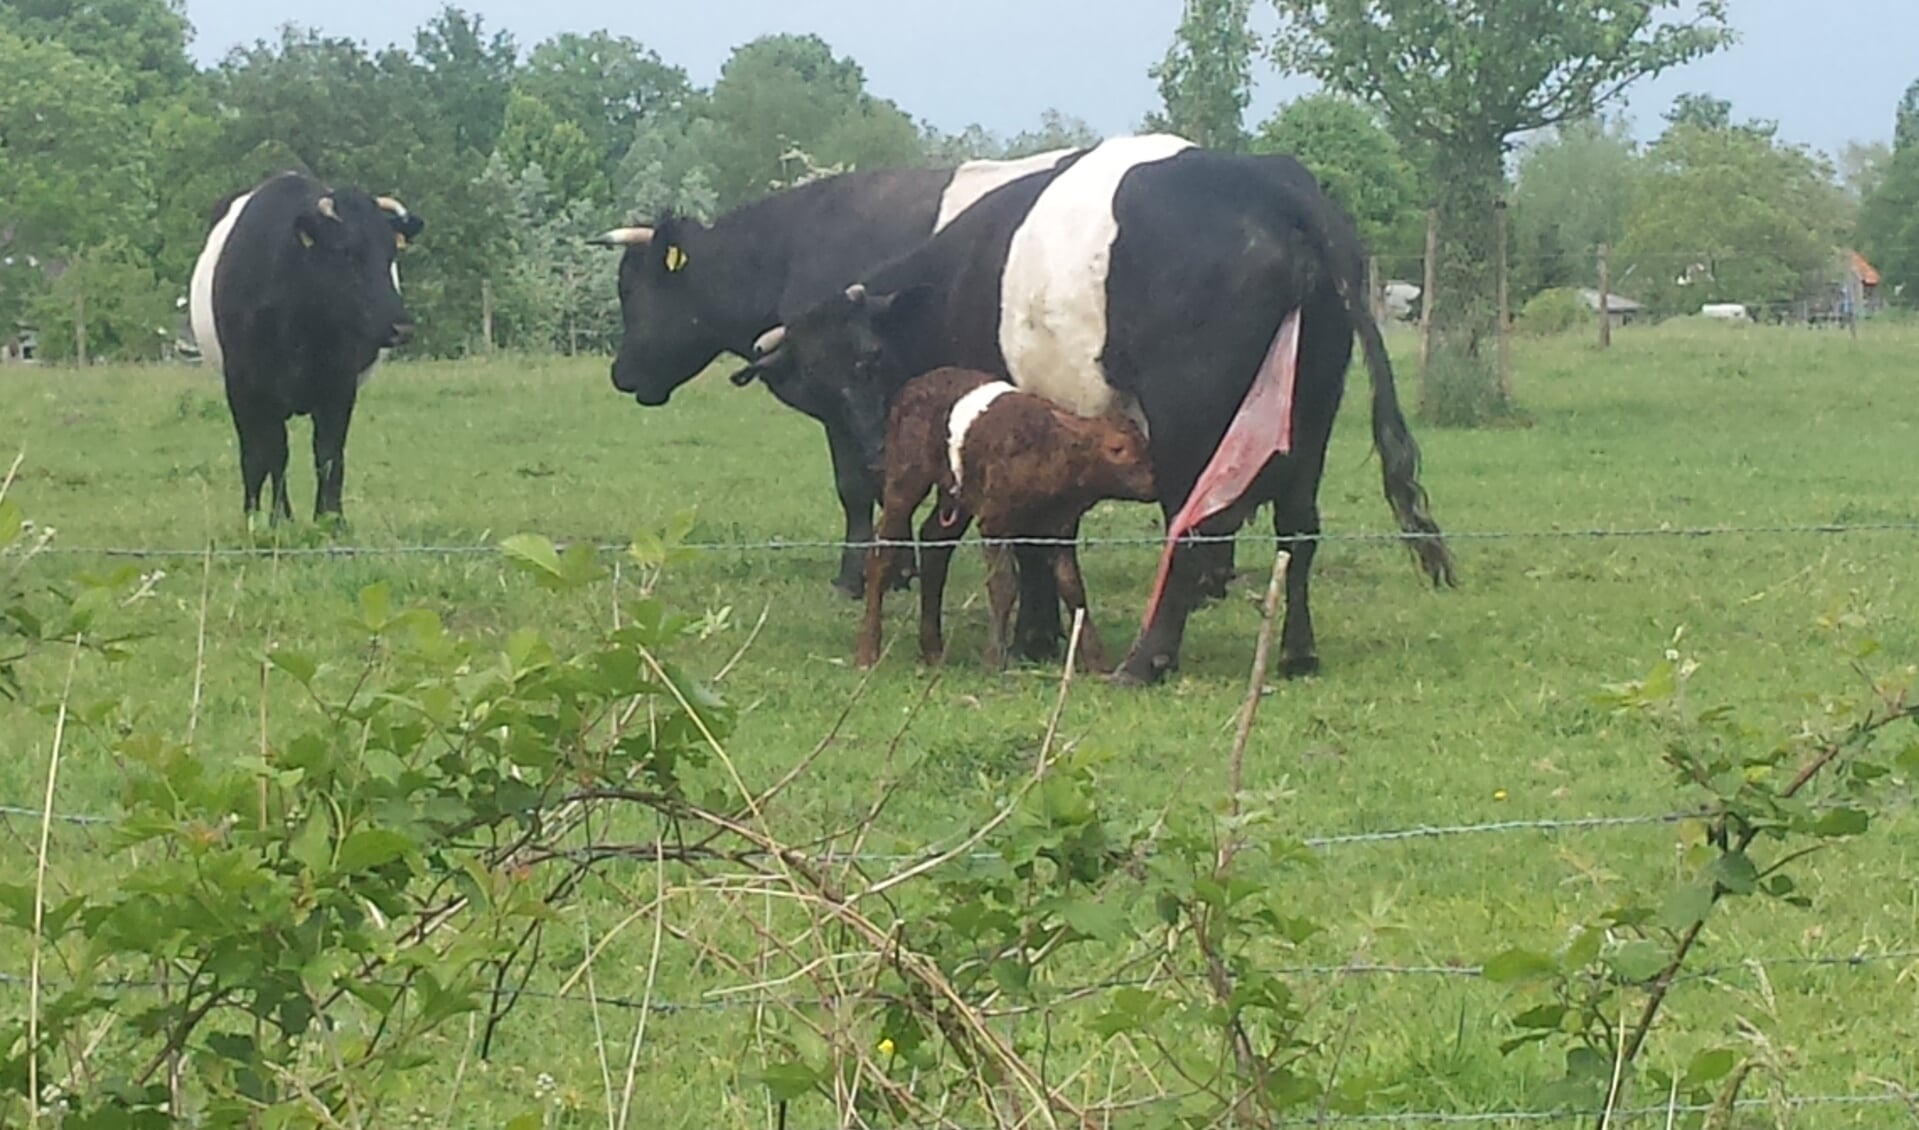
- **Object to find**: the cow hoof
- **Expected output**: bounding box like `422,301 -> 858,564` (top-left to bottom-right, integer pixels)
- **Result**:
831,576 -> 865,601
1015,636 -> 1063,663
1280,654 -> 1321,679
888,569 -> 915,593
1195,568 -> 1237,603
1111,652 -> 1172,687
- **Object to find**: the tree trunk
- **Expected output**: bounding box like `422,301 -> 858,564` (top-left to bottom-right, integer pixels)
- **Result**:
1424,139 -> 1512,425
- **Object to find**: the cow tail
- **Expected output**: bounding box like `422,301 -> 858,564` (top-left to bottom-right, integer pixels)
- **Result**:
1351,300 -> 1456,588
1292,182 -> 1457,589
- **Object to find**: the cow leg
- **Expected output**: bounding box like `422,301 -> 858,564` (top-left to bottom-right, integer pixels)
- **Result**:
312,391 -> 355,522
914,505 -> 972,666
1189,535 -> 1238,604
1113,530 -> 1222,686
824,420 -> 905,600
982,539 -> 1019,671
1012,545 -> 1064,662
1272,502 -> 1321,678
857,480 -> 937,668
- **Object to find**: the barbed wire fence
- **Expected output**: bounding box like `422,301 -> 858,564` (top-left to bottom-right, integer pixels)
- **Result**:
5,520 -> 1916,1125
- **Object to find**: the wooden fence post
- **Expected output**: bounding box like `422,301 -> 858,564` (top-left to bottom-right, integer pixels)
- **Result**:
1418,207 -> 1438,409
1596,243 -> 1612,350
1368,254 -> 1386,326
1495,198 -> 1512,403
481,278 -> 495,354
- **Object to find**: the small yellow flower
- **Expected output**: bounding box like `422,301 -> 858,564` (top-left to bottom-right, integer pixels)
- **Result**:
1493,789 -> 1509,802
877,1038 -> 896,1057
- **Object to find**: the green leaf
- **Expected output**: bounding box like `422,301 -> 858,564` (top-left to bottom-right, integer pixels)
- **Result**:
1483,948 -> 1559,984
1897,741 -> 1919,772
1656,883 -> 1716,933
1089,987 -> 1165,1038
500,533 -> 564,580
1607,940 -> 1669,983
288,810 -> 331,875
1711,851 -> 1759,894
1512,1003 -> 1568,1030
990,958 -> 1031,994
1682,1047 -> 1738,1087
1812,808 -> 1869,838
1055,897 -> 1129,942
358,583 -> 393,631
1563,926 -> 1603,969
758,1061 -> 822,1102
269,649 -> 318,687
0,498 -> 22,547
335,829 -> 414,873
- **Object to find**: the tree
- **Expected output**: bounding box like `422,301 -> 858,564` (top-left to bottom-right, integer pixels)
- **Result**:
1252,94 -> 1421,256
1619,122 -> 1845,316
1146,0 -> 1255,150
0,30 -> 151,262
515,31 -> 689,177
1509,117 -> 1643,299
1859,78 -> 1919,307
1003,109 -> 1102,159
0,0 -> 194,102
413,6 -> 519,158
497,90 -> 609,204
1837,140 -> 1891,203
27,238 -> 177,362
1269,0 -> 1732,424
704,34 -> 921,206
1896,77 -> 1919,153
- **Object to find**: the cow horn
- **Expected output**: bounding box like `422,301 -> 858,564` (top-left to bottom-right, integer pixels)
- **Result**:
752,326 -> 787,357
375,195 -> 409,216
844,283 -> 867,304
317,196 -> 340,221
589,226 -> 655,248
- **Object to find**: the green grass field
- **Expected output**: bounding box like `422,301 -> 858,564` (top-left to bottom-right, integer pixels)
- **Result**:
3,320 -> 1916,1127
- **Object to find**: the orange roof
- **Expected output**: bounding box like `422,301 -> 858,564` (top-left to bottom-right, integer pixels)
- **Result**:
1850,250 -> 1881,286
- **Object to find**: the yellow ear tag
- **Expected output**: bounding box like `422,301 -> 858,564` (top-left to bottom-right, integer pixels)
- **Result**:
665,245 -> 688,272
299,230 -> 315,248
394,233 -> 409,250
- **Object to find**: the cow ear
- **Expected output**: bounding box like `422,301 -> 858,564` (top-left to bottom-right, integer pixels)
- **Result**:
867,284 -> 934,335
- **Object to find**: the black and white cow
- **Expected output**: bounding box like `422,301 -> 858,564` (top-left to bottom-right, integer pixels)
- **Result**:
731,135 -> 1457,686
590,148 -> 1080,602
188,170 -> 424,524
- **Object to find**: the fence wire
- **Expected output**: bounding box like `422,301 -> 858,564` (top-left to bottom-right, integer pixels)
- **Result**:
17,519 -> 1919,563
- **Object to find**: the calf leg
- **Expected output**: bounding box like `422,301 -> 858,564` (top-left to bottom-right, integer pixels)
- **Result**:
857,475 -> 935,668
311,391 -> 355,521
1049,533 -> 1113,675
982,539 -> 1020,671
1012,544 -> 1064,662
914,504 -> 972,666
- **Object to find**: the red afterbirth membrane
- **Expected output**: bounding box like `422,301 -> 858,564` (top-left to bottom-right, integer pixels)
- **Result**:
1140,308 -> 1301,627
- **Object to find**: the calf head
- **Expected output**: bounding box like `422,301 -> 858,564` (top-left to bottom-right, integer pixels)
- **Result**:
295,190 -> 422,358
593,218 -> 722,406
1060,411 -> 1157,503
728,283 -> 934,470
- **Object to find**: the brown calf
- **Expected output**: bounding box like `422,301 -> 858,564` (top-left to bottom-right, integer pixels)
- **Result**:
858,367 -> 1157,673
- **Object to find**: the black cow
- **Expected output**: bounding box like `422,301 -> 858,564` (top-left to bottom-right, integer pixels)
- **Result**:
730,136 -> 1456,686
590,149 -> 1083,604
188,171 -> 424,524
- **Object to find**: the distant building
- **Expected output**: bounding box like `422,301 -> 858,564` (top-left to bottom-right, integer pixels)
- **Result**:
1577,288 -> 1641,328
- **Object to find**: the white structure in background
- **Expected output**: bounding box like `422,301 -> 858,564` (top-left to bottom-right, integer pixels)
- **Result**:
1383,281 -> 1421,320
1699,302 -> 1753,322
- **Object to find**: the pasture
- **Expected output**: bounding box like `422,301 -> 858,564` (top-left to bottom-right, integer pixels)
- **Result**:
3,320 -> 1916,1126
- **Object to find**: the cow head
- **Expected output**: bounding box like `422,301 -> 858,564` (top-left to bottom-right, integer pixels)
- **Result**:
295,190 -> 423,357
593,218 -> 723,406
727,282 -> 934,470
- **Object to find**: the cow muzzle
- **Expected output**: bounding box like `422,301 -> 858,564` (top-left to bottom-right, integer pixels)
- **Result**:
385,320 -> 416,349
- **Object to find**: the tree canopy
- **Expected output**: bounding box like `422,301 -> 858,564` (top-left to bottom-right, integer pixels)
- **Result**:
1269,0 -> 1733,423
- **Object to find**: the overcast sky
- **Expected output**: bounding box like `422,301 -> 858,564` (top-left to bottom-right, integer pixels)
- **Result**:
181,0 -> 1912,158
